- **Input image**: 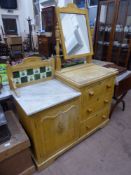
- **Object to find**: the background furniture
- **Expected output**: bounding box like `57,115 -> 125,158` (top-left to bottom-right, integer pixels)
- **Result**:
0,43 -> 10,64
6,36 -> 22,46
0,85 -> 12,111
94,0 -> 131,68
0,110 -> 35,175
41,6 -> 56,54
0,105 -> 11,144
0,43 -> 9,57
110,71 -> 131,117
38,35 -> 53,57
10,44 -> 24,61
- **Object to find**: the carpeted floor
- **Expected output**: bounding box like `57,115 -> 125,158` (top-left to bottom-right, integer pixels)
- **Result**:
34,91 -> 131,175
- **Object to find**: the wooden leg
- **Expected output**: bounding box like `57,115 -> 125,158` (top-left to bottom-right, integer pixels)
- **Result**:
122,100 -> 125,111
110,92 -> 127,118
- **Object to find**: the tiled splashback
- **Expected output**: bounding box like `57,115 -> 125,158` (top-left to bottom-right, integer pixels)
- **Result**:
13,66 -> 52,85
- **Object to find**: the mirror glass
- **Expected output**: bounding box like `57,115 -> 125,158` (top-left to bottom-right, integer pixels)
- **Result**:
60,13 -> 90,56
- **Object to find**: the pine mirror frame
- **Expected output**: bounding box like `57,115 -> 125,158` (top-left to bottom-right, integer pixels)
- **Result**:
56,3 -> 94,61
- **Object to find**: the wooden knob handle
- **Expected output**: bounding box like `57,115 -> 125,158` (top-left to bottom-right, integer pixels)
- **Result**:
102,115 -> 107,119
106,84 -> 111,89
86,125 -> 90,130
87,108 -> 93,113
88,90 -> 94,96
104,99 -> 109,104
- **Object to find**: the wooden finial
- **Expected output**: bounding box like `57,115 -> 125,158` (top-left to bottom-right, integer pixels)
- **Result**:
55,23 -> 61,71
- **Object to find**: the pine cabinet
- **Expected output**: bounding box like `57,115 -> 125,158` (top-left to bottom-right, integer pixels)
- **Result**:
15,98 -> 80,167
56,64 -> 117,138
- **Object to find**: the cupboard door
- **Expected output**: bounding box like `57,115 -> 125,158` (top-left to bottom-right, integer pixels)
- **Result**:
38,104 -> 79,159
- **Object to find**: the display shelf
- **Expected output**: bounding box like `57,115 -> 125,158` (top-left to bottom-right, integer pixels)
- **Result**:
94,0 -> 131,68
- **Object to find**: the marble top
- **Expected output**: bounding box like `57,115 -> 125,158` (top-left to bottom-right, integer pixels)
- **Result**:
13,79 -> 81,116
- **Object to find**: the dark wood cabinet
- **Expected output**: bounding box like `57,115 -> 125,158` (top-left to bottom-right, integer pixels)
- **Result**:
38,35 -> 52,57
41,6 -> 56,46
94,0 -> 131,68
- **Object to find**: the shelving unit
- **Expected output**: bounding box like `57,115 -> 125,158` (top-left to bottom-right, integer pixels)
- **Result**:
94,0 -> 131,68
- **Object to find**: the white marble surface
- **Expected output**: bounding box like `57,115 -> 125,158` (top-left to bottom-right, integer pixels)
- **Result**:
0,85 -> 11,100
115,71 -> 131,85
13,79 -> 81,116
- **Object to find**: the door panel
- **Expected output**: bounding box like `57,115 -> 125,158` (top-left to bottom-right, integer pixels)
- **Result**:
37,103 -> 79,159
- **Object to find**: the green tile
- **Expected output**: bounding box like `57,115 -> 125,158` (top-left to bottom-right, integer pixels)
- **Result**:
13,71 -> 20,78
40,67 -> 45,73
46,71 -> 52,77
21,77 -> 28,83
34,74 -> 40,80
27,69 -> 33,75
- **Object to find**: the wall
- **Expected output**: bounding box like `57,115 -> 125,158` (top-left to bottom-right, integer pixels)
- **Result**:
0,0 -> 34,41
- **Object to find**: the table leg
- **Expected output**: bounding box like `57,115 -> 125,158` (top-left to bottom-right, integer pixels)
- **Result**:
109,92 -> 127,118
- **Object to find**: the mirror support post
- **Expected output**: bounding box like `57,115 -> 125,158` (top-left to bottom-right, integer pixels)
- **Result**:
55,23 -> 61,71
86,56 -> 92,63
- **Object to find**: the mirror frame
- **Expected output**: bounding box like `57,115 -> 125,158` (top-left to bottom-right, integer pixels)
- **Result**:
56,3 -> 94,60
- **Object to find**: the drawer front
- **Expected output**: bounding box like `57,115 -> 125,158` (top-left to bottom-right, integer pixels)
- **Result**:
82,77 -> 115,120
80,107 -> 110,137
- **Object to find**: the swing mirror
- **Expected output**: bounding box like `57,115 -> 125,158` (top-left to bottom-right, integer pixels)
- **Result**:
56,3 -> 93,60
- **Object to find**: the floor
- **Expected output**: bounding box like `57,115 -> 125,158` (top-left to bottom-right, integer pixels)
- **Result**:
34,91 -> 131,175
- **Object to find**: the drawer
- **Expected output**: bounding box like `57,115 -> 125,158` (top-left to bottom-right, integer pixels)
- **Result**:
80,107 -> 110,137
82,77 -> 115,119
84,77 -> 115,102
83,92 -> 112,119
